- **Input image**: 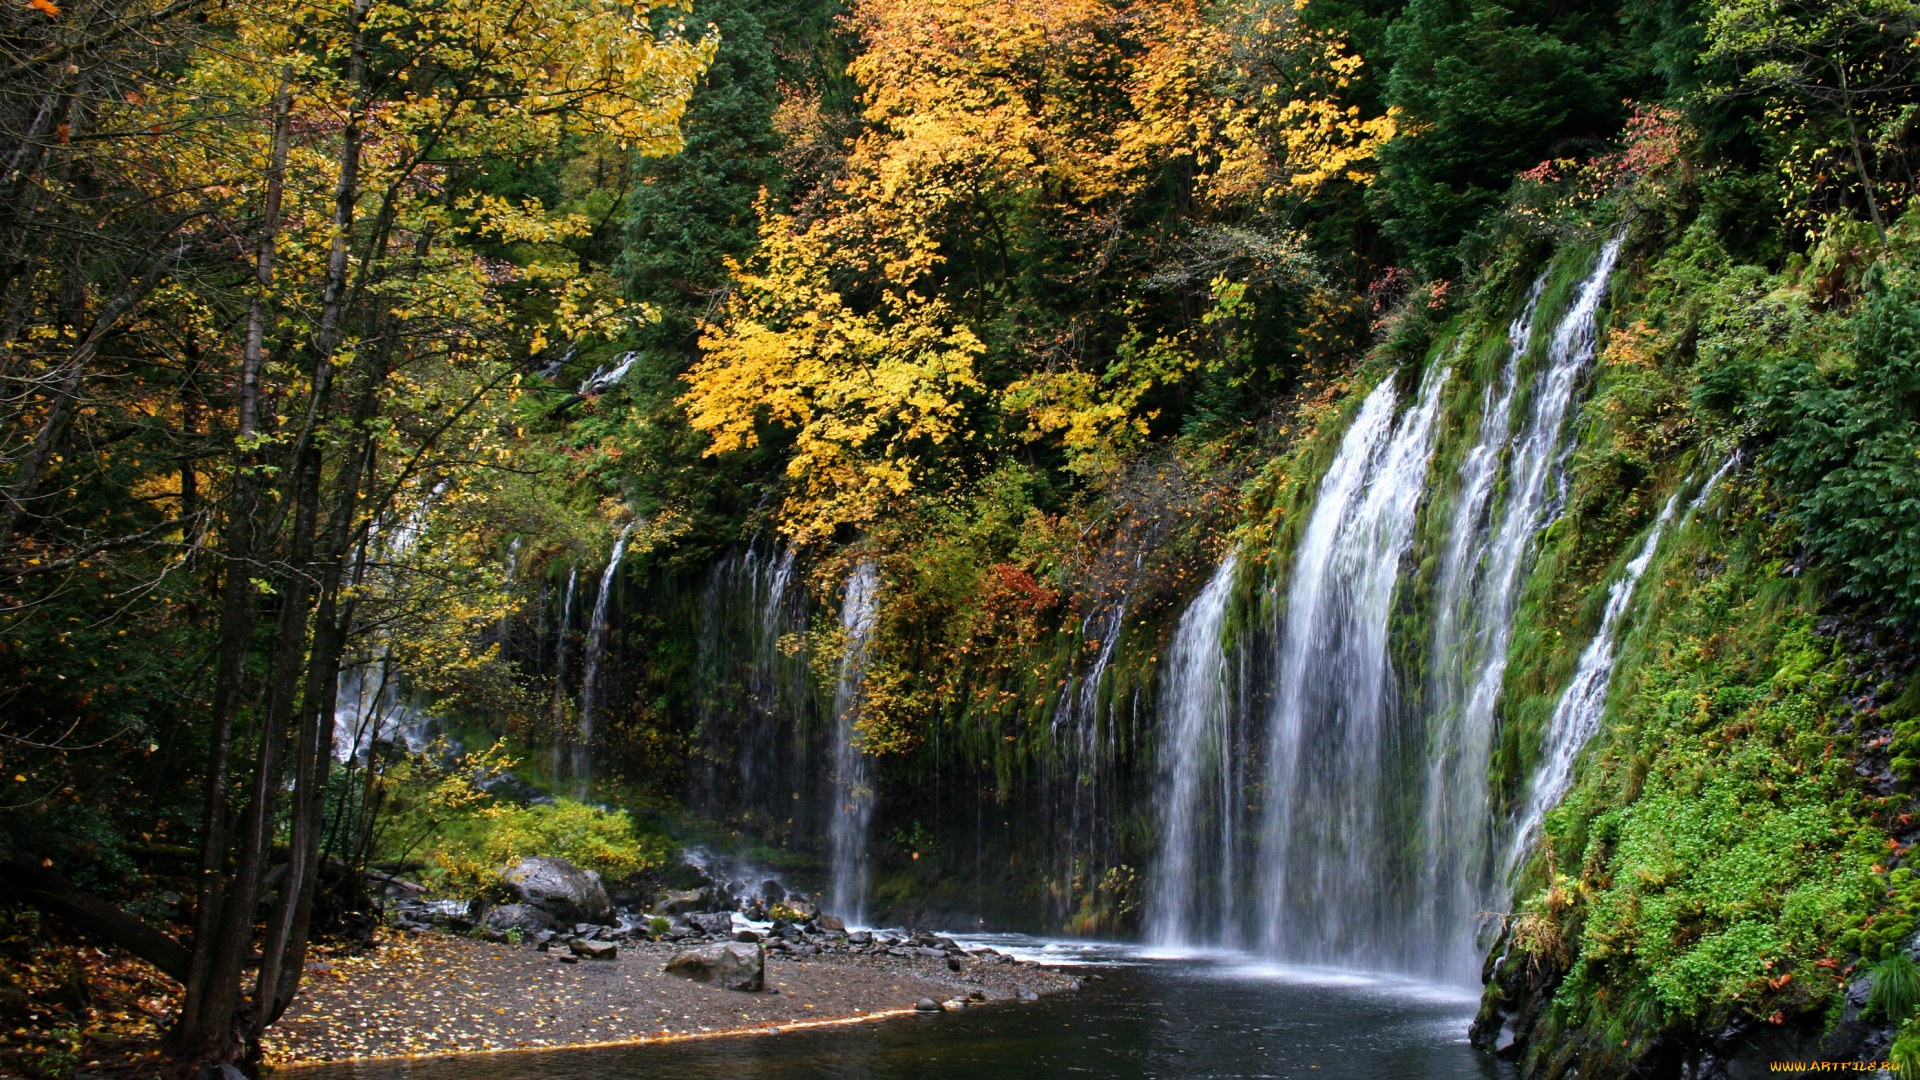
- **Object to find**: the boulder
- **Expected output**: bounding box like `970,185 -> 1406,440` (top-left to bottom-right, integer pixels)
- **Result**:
501,857 -> 610,924
655,888 -> 712,916
816,913 -> 846,932
785,900 -> 820,921
482,904 -> 560,935
1015,987 -> 1039,1001
762,879 -> 787,903
472,769 -> 549,806
688,912 -> 734,936
570,938 -> 618,961
665,942 -> 764,992
733,929 -> 761,943
847,930 -> 872,944
915,997 -> 944,1012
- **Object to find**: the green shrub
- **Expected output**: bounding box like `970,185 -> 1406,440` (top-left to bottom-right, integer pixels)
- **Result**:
428,798 -> 669,898
1761,267 -> 1920,623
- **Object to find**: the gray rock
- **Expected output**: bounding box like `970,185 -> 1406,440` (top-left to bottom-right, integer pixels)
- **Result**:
570,938 -> 618,960
947,956 -> 963,972
785,900 -> 820,920
1015,987 -> 1039,1001
762,880 -> 787,903
665,941 -> 765,992
816,913 -> 846,932
847,930 -> 872,944
481,903 -> 562,935
501,857 -> 610,924
689,912 -> 734,936
655,888 -> 713,916
734,929 -> 761,943
472,769 -> 549,806
916,947 -> 948,959
558,954 -> 578,964
915,997 -> 944,1012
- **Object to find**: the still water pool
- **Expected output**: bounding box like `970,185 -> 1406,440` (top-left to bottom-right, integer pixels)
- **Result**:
297,940 -> 1511,1080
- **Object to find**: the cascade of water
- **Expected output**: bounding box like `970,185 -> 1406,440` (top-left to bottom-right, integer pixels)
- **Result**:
573,522 -> 636,790
332,489 -> 445,763
1415,275 -> 1546,977
550,566 -> 577,783
1505,491 -> 1683,874
499,537 -> 520,656
1257,362 -> 1448,970
828,560 -> 881,923
693,544 -> 812,826
1503,458 -> 1735,873
1148,552 -> 1240,946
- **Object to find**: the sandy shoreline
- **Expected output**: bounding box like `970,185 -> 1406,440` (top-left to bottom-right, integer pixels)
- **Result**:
265,931 -> 1079,1066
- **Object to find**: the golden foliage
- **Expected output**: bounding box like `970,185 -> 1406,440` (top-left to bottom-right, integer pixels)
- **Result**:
685,0 -> 1392,538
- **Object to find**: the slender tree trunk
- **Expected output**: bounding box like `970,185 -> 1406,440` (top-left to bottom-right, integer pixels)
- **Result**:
1837,61 -> 1887,244
172,72 -> 293,1062
255,355 -> 384,1026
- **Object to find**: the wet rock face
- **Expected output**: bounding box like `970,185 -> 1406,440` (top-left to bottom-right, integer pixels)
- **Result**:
501,856 -> 611,924
664,941 -> 765,992
688,912 -> 734,936
480,903 -> 562,935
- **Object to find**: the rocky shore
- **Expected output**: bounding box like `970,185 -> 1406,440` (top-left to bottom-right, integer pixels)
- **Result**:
266,927 -> 1082,1065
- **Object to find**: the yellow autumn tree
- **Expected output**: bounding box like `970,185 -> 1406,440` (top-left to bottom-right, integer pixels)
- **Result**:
684,0 -> 1393,539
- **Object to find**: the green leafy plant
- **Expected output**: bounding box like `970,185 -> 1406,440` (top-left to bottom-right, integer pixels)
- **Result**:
427,798 -> 670,900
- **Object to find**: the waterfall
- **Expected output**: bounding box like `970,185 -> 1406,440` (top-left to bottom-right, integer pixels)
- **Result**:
1149,552 -> 1240,947
694,543 -> 813,830
574,522 -> 636,790
1257,362 -> 1447,971
331,489 -> 444,764
828,560 -> 881,923
550,566 -> 577,783
1415,274 -> 1546,976
1504,489 -> 1683,874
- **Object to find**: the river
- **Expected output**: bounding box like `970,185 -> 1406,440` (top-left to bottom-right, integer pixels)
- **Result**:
296,938 -> 1508,1080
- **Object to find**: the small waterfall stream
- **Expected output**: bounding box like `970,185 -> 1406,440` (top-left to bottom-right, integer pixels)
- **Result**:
573,522 -> 635,790
1503,490 -> 1682,872
1416,273 -> 1545,975
694,544 -> 813,830
550,566 -> 577,783
829,560 -> 881,923
1257,362 -> 1448,971
1148,552 -> 1240,947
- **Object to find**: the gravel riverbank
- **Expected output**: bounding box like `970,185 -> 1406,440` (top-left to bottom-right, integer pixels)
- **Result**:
266,930 -> 1082,1065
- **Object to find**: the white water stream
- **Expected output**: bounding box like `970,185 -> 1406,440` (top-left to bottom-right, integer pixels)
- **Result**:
573,522 -> 636,791
829,560 -> 881,923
